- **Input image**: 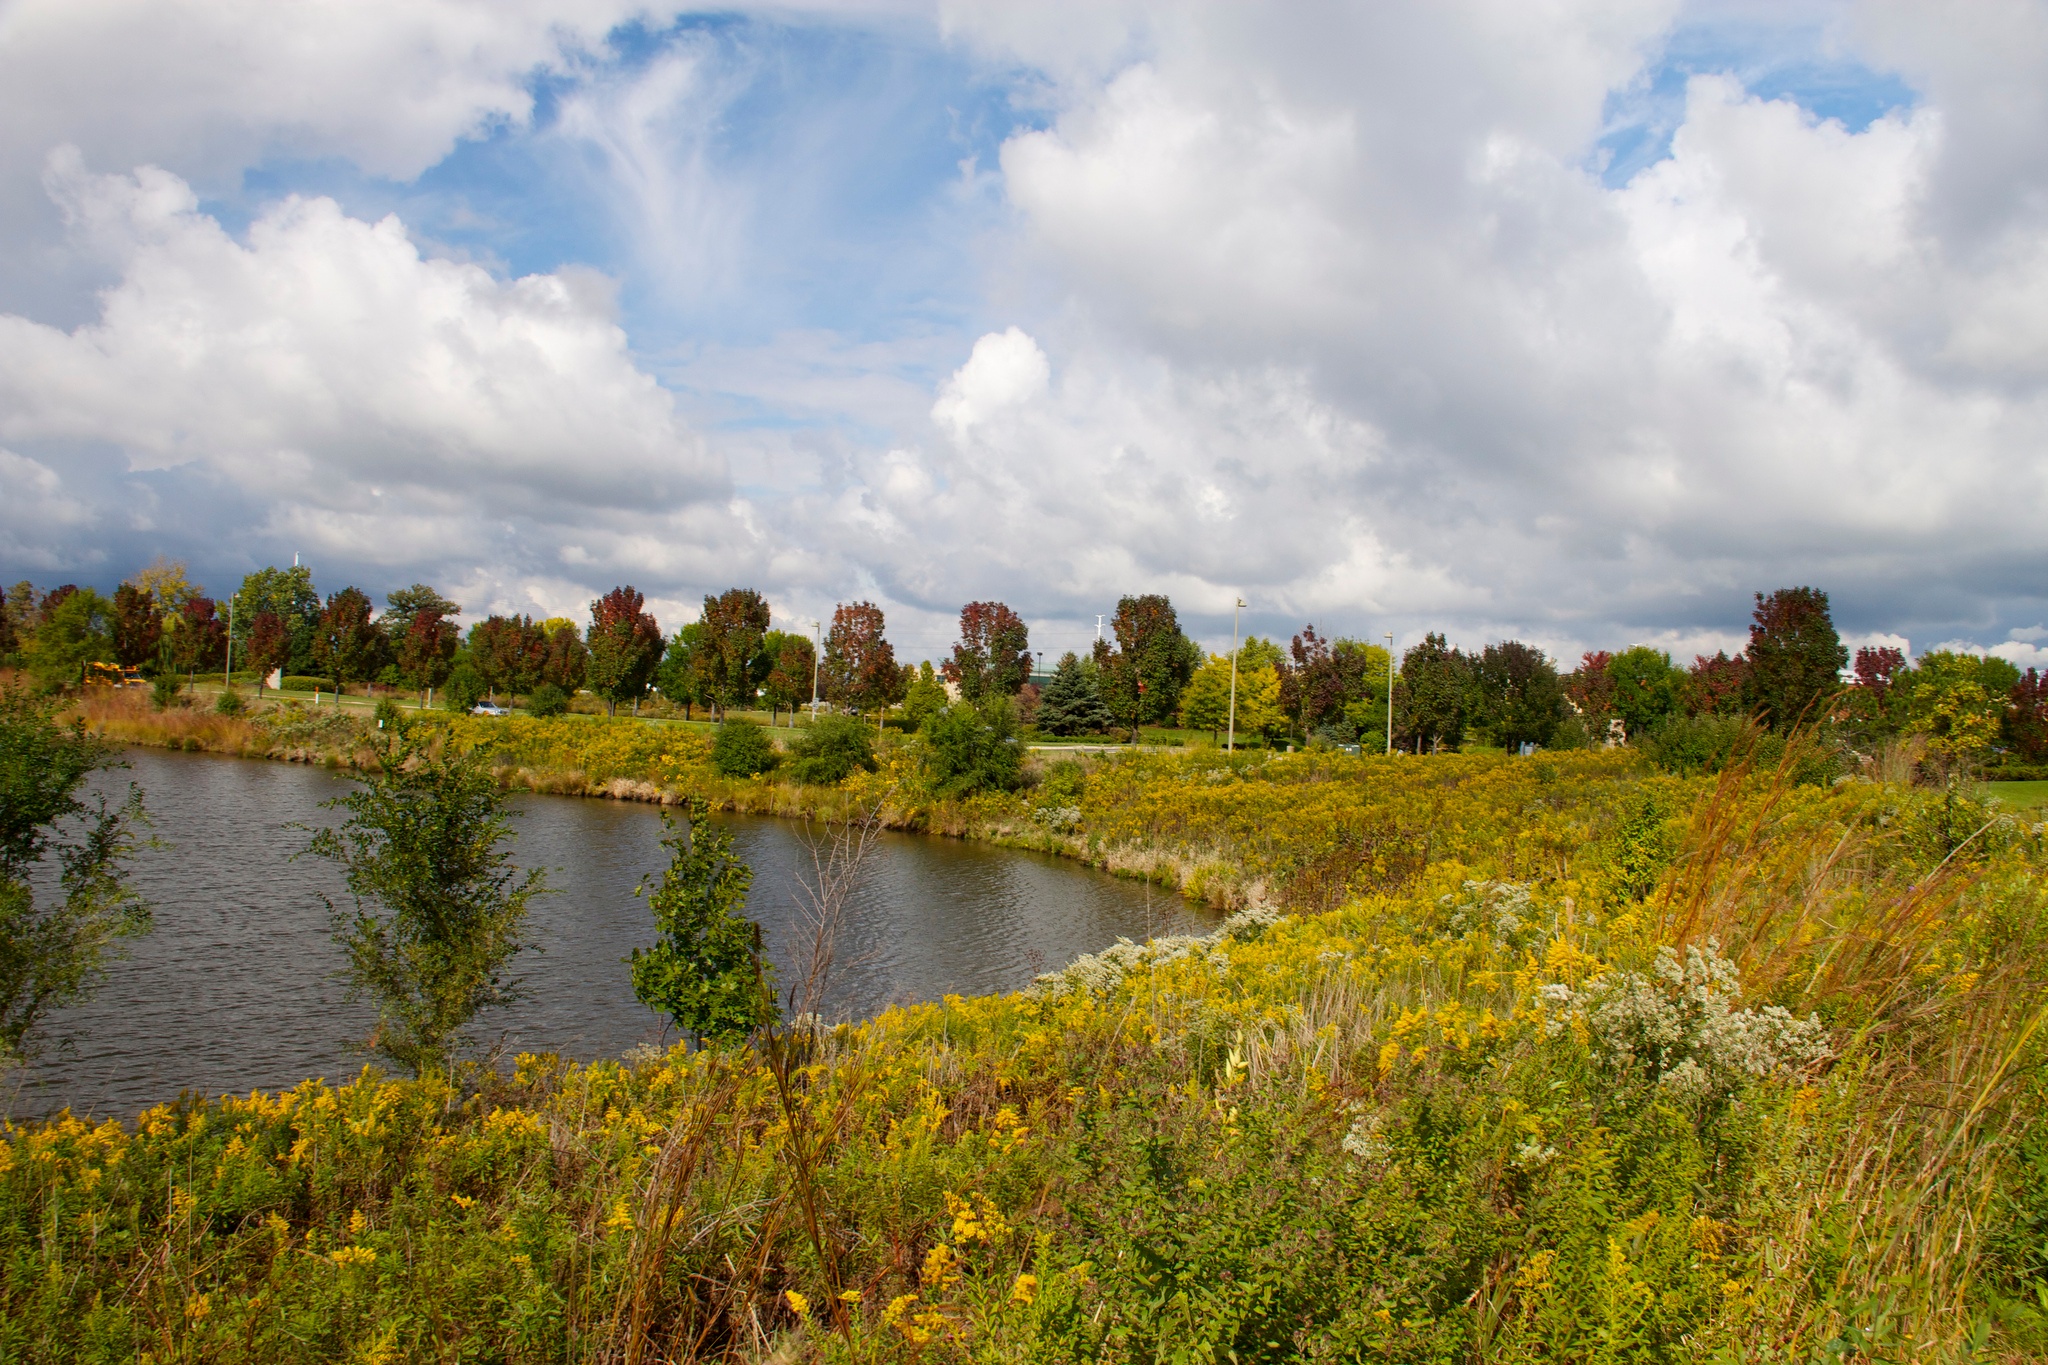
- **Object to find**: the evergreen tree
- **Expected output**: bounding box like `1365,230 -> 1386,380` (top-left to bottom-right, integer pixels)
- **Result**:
1034,651 -> 1116,736
630,799 -> 776,1045
1742,587 -> 1847,731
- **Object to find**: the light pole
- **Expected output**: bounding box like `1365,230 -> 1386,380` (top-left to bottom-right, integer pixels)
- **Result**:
224,593 -> 235,694
1385,631 -> 1396,756
1226,596 -> 1244,753
809,619 -> 822,719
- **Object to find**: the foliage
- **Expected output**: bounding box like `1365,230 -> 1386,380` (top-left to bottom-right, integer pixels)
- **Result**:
110,582 -> 161,668
442,661 -> 487,713
395,608 -> 458,699
149,671 -> 183,711
0,688 -> 148,1068
244,609 -> 289,687
786,714 -> 877,786
168,595 -> 227,679
901,660 -> 949,730
585,586 -> 664,717
763,630 -> 816,719
527,683 -> 570,718
214,688 -> 247,716
824,600 -> 902,720
1742,586 -> 1847,730
22,587 -> 117,691
696,589 -> 773,716
923,697 -> 1022,797
1094,594 -> 1201,743
234,564 -> 321,675
378,584 -> 461,640
1472,640 -> 1566,749
1394,632 -> 1469,752
944,601 -> 1032,701
711,719 -> 780,778
303,736 -> 545,1076
2007,668 -> 2048,765
1279,625 -> 1383,739
1035,651 -> 1117,737
1605,645 -> 1680,739
7,749 -> 2044,1361
1681,649 -> 1748,717
1564,649 -> 1615,726
629,798 -> 776,1044
312,587 -> 386,691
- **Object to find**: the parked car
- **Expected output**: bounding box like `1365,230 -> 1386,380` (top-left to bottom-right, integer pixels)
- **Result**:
471,702 -> 511,717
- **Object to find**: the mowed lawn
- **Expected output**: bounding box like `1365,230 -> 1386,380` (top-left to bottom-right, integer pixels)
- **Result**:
1984,779 -> 2048,808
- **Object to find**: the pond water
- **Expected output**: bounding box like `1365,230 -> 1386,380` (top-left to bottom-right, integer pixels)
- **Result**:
10,747 -> 1210,1121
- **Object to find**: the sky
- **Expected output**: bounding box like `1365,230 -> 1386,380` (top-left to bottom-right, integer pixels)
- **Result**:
3,0 -> 2047,671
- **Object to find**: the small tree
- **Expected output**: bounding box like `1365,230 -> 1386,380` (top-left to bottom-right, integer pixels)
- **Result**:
111,583 -> 162,669
630,799 -> 776,1045
23,587 -> 116,691
1034,652 -> 1117,736
2004,669 -> 2048,765
1179,654 -> 1234,739
313,587 -> 386,694
902,660 -> 949,730
1394,634 -> 1470,753
943,601 -> 1032,702
169,596 -> 227,683
586,586 -> 663,716
236,565 -> 322,675
712,719 -> 780,777
1606,646 -> 1680,740
1094,594 -> 1201,743
824,601 -> 901,728
1742,587 -> 1847,731
763,631 -> 816,724
696,589 -> 772,718
0,689 -> 150,1068
922,696 -> 1022,797
244,610 -> 289,691
539,622 -> 588,694
397,609 -> 458,705
1682,651 -> 1749,717
1473,641 -> 1566,750
305,736 -> 545,1076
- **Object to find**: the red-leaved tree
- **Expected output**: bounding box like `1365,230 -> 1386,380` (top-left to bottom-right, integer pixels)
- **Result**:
2006,669 -> 2048,765
586,586 -> 663,716
824,601 -> 901,727
943,601 -> 1031,702
1682,651 -> 1748,717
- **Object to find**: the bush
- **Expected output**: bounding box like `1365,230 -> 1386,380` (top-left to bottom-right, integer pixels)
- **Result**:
373,699 -> 404,732
527,683 -> 569,718
1643,714 -> 1753,775
785,714 -> 875,785
443,662 -> 486,714
214,688 -> 246,716
280,675 -> 331,693
923,697 -> 1022,798
150,673 -> 183,712
711,719 -> 779,778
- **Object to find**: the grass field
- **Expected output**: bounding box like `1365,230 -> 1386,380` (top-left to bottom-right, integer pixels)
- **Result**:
1984,778 -> 2048,808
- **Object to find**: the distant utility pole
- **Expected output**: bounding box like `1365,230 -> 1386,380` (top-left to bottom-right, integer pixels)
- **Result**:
809,619 -> 822,717
1227,596 -> 1244,753
224,594 -> 235,692
1385,631 -> 1396,756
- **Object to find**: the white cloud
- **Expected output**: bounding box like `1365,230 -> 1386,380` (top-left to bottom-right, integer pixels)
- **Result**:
931,327 -> 1051,440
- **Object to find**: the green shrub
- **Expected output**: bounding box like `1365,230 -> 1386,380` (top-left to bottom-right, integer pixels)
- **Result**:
922,697 -> 1021,798
785,714 -> 875,785
711,719 -> 779,778
1033,758 -> 1088,808
214,689 -> 246,716
280,675 -> 331,693
443,662 -> 486,713
526,683 -> 569,718
150,673 -> 183,712
1643,713 -> 1753,774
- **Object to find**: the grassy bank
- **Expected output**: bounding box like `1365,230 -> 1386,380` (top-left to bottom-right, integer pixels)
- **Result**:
4,724 -> 2046,1361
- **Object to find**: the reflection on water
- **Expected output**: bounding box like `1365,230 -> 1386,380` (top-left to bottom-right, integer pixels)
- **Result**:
11,746 -> 1210,1120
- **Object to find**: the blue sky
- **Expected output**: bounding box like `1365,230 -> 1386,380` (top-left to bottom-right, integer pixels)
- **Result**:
4,0 -> 2047,669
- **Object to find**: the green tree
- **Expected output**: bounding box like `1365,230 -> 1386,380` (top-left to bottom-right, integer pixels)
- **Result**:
763,631 -> 816,724
396,609 -> 458,704
305,736 -> 545,1076
235,565 -> 321,674
901,660 -> 949,730
787,714 -> 878,785
922,696 -> 1022,796
1898,651 -> 2016,757
23,587 -> 116,690
0,689 -> 150,1068
1035,652 -> 1117,737
1473,641 -> 1567,749
1394,633 -> 1471,753
1742,587 -> 1847,730
312,587 -> 387,693
1094,594 -> 1201,743
379,584 -> 460,640
1605,646 -> 1680,740
629,799 -> 776,1045
696,588 -> 772,717
1179,654 -> 1234,738
585,586 -> 663,716
657,623 -> 704,716
943,600 -> 1032,701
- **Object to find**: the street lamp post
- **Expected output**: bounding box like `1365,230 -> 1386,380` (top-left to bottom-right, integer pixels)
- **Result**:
1226,596 -> 1244,753
809,619 -> 822,719
224,594 -> 235,694
1385,631 -> 1396,756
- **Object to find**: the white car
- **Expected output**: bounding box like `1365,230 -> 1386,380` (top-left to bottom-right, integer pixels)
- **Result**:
471,702 -> 511,717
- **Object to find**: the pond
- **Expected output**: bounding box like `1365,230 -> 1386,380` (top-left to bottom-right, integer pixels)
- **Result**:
10,747 -> 1210,1121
